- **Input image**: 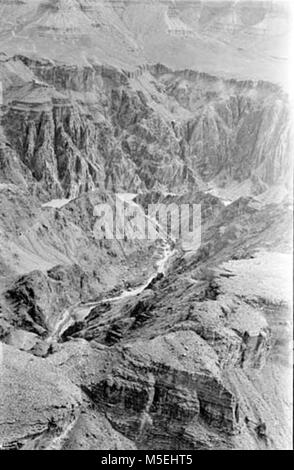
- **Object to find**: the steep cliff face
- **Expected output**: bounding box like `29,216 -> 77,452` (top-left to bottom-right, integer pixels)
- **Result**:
152,67 -> 292,186
80,331 -> 241,446
0,2 -> 292,451
1,58 -> 186,197
1,58 -> 292,201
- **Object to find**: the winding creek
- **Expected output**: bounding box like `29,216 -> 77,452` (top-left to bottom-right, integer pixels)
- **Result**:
43,195 -> 177,342
48,241 -> 177,342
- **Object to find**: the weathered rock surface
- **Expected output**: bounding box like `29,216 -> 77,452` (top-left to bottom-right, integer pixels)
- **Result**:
0,1 -> 292,452
0,341 -> 137,449
51,196 -> 291,450
1,57 -> 292,201
0,342 -> 81,449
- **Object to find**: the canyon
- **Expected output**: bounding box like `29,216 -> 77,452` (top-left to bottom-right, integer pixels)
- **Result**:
0,0 -> 292,451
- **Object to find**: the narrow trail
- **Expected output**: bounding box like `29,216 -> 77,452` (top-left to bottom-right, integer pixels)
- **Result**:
45,416 -> 79,450
46,194 -> 177,342
48,240 -> 176,342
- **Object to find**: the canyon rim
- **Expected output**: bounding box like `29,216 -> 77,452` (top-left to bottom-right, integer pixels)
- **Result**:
0,0 -> 293,452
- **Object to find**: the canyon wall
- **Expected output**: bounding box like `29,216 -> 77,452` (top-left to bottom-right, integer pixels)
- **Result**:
0,0 -> 292,452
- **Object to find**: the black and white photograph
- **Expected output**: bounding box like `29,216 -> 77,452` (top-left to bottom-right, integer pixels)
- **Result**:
0,0 -> 292,452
